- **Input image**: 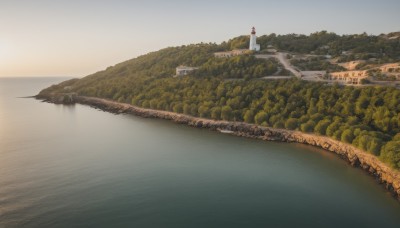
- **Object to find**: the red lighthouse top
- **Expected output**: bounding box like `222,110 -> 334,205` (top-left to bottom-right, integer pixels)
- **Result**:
251,27 -> 256,35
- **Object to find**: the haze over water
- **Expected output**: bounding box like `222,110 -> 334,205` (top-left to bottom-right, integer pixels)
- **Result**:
1,77 -> 400,227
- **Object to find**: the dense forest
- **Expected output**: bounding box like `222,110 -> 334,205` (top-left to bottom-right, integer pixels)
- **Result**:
39,31 -> 400,169
226,31 -> 400,63
290,56 -> 346,72
193,55 -> 281,79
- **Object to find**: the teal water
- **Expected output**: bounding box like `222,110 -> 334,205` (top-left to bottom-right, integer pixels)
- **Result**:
0,77 -> 400,228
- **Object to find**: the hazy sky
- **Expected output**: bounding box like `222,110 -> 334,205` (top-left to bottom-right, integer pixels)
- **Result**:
1,0 -> 399,77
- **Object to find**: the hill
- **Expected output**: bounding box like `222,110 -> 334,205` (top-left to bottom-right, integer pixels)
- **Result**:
38,31 -> 400,169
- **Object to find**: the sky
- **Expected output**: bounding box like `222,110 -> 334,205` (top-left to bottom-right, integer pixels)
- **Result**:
0,0 -> 399,77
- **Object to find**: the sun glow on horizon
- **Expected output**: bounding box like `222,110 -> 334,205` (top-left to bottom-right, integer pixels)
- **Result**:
0,1 -> 399,77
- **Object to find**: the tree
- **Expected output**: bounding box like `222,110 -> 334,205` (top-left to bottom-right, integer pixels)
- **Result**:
314,120 -> 331,135
254,111 -> 268,125
273,120 -> 285,129
211,107 -> 221,120
173,103 -> 183,113
310,113 -> 324,123
244,109 -> 255,123
380,141 -> 400,169
341,129 -> 354,143
183,103 -> 191,114
221,105 -> 233,121
333,129 -> 343,141
368,138 -> 383,155
142,100 -> 150,108
198,105 -> 210,118
353,134 -> 369,151
190,104 -> 198,116
285,118 -> 299,130
301,120 -> 316,132
326,122 -> 341,137
356,95 -> 370,114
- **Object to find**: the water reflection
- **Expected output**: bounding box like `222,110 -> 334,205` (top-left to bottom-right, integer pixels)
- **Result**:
57,103 -> 76,113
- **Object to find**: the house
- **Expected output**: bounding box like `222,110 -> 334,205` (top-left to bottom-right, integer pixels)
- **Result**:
175,66 -> 198,76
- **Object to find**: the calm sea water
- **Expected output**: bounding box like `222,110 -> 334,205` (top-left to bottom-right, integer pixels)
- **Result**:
0,77 -> 400,228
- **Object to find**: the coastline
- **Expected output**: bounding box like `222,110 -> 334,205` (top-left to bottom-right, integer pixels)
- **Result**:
37,94 -> 400,201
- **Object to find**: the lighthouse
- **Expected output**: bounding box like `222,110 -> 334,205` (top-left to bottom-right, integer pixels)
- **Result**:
249,27 -> 260,51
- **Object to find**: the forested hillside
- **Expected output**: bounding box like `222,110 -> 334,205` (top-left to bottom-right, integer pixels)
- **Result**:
290,57 -> 346,71
39,31 -> 400,169
225,31 -> 400,63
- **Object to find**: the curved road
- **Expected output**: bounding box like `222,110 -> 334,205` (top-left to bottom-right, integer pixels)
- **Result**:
256,52 -> 302,78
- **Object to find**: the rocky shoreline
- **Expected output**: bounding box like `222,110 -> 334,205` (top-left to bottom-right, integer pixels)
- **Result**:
37,94 -> 400,201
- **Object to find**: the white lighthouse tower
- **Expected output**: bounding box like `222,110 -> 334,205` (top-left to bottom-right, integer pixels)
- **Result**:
249,27 -> 260,51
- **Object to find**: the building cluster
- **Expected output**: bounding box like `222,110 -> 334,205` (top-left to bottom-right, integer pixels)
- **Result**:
379,63 -> 400,73
306,63 -> 400,85
376,63 -> 400,80
302,62 -> 400,85
329,70 -> 368,85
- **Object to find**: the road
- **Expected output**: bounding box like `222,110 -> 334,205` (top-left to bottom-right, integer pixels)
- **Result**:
256,53 -> 302,78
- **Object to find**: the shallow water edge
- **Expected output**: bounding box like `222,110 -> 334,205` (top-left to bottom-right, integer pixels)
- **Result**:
36,94 -> 400,201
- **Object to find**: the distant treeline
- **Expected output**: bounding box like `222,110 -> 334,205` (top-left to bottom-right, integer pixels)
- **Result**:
225,31 -> 400,63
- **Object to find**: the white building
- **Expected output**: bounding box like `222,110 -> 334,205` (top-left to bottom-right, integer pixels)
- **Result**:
249,27 -> 261,52
175,66 -> 198,76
